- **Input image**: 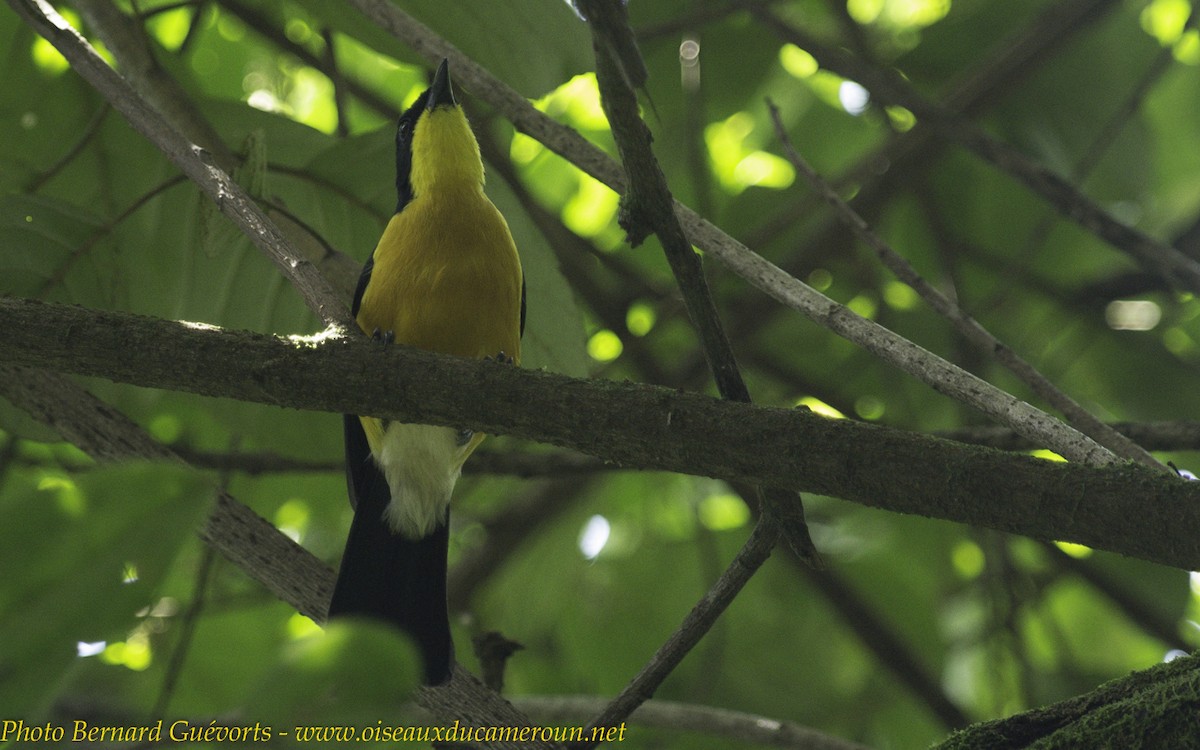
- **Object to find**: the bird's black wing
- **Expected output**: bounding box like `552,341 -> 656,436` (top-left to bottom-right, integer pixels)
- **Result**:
520,274 -> 526,338
350,251 -> 374,318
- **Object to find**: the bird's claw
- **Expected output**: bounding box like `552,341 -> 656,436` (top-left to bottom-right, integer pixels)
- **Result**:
371,328 -> 396,345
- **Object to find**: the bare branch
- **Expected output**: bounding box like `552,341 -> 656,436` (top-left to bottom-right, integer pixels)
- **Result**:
516,694 -> 872,750
73,0 -> 237,170
682,208 -> 1119,466
152,546 -> 216,717
764,100 -> 1162,470
939,421 -> 1200,454
578,0 -> 747,404
749,4 -> 1200,297
0,362 -> 335,620
576,516 -> 781,748
160,445 -> 612,478
8,0 -> 352,329
0,360 -> 560,743
3,297 -> 1200,571
578,0 -> 818,569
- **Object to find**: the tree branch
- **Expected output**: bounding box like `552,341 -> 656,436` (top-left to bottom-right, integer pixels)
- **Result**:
939,421 -> 1200,454
4,296 -> 1200,572
578,0 -> 820,554
8,0 -> 352,329
160,444 -> 612,479
801,566 -> 971,729
749,4 -> 1200,298
73,0 -> 237,170
933,652 -> 1200,749
0,362 -> 557,747
579,0 -> 747,401
575,515 -> 780,748
765,100 -> 1161,470
573,6 -> 814,730
338,0 -> 1116,468
26,0 -> 1124,476
515,694 -> 872,750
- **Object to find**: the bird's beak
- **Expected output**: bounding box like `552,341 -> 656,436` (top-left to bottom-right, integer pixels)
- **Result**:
427,58 -> 457,110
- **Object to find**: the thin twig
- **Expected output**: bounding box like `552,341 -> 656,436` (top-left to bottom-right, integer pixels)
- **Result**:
579,0 -> 748,403
24,103 -> 111,193
577,0 -> 817,558
1041,542 -> 1188,652
764,100 -> 1162,470
936,0 -> 1122,116
573,515 -> 781,748
474,122 -> 676,386
216,0 -> 398,118
464,451 -> 617,478
973,35 -> 1182,317
750,4 -> 1200,297
516,694 -> 872,750
321,27 -> 350,138
0,435 -> 20,495
37,174 -> 189,299
575,3 -> 814,734
937,420 -> 1200,453
448,477 -> 596,610
151,545 -> 216,718
74,0 -> 236,170
10,0 -> 352,328
739,0 -> 1121,258
802,565 -> 970,728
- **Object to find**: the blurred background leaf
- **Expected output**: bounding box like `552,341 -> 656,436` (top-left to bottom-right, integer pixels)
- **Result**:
0,463 -> 209,716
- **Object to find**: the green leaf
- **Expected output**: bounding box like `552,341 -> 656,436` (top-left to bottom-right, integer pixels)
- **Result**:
0,463 -> 210,717
253,619 -> 422,724
293,0 -> 592,99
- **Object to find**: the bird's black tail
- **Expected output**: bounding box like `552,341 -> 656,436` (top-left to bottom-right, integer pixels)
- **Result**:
329,414 -> 453,684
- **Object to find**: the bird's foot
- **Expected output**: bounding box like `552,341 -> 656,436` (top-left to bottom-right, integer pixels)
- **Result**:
370,328 -> 396,345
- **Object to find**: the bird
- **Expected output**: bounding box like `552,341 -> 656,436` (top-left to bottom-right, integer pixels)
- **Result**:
327,58 -> 525,685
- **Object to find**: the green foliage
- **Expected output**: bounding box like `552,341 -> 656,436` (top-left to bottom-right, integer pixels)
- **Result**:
254,619 -> 423,724
1,0 -> 1198,747
0,463 -> 209,716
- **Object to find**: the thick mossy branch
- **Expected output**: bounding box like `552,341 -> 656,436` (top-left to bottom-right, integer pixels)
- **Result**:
936,653 -> 1200,749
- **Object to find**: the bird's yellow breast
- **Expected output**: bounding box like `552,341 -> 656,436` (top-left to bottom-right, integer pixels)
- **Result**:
357,186 -> 523,363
